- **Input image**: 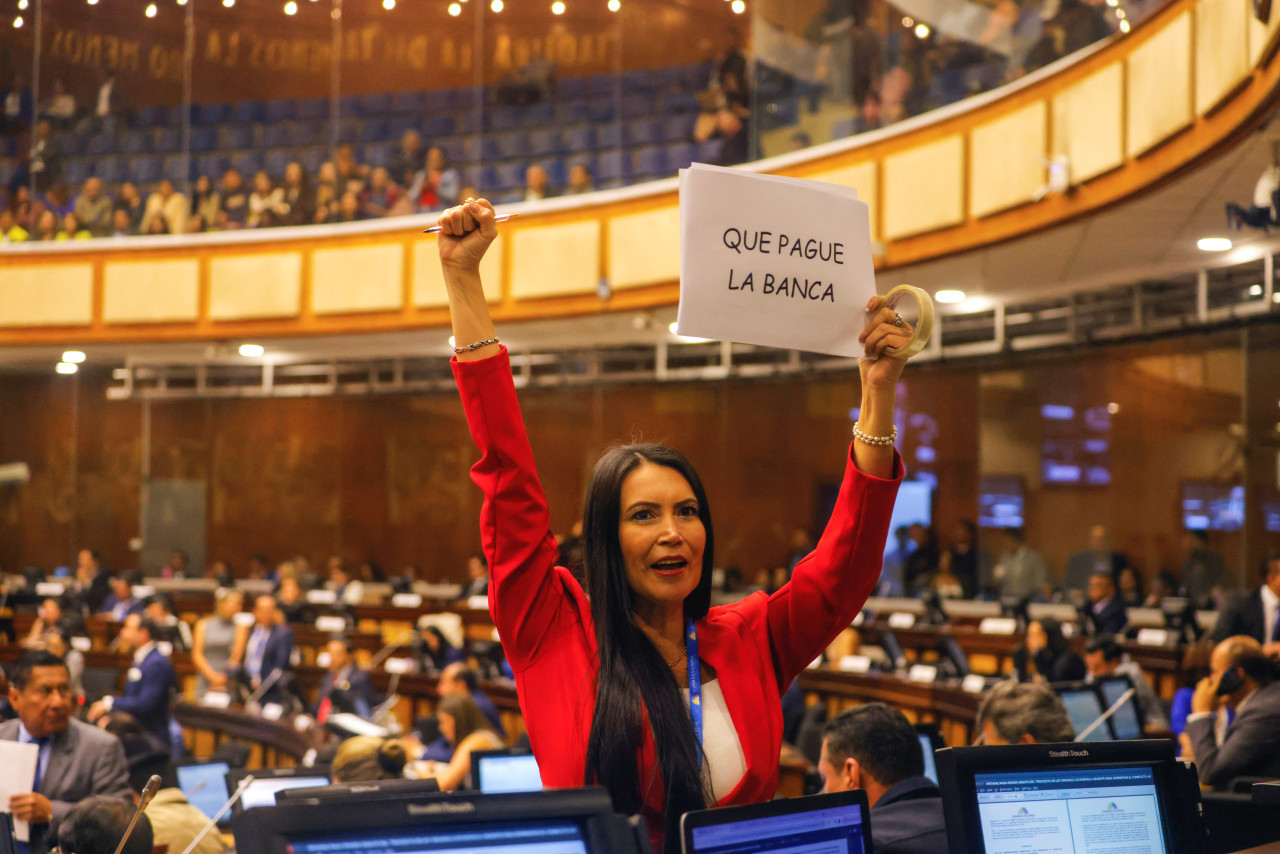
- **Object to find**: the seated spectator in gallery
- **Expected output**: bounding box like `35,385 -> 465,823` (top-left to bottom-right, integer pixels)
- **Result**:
416,695 -> 503,791
144,216 -> 169,235
416,625 -> 465,674
1084,570 -> 1128,636
73,178 -> 113,237
276,576 -> 314,624
565,163 -> 594,195
976,680 -> 1076,744
46,184 -> 75,219
246,553 -> 275,583
335,190 -> 366,223
57,212 -> 89,240
57,796 -> 152,854
332,735 -> 407,783
100,576 -> 144,622
818,704 -> 947,854
144,593 -> 192,652
1013,617 -> 1086,683
1185,639 -> 1280,788
218,169 -> 249,229
409,147 -> 460,211
113,183 -> 144,232
457,554 -> 489,600
333,144 -> 366,191
361,167 -> 400,218
1116,565 -> 1145,607
140,179 -> 189,235
110,208 -> 132,238
390,130 -> 425,188
1084,634 -> 1169,730
164,550 -> 190,580
33,209 -> 58,241
314,161 -> 340,223
41,78 -> 75,129
189,175 -> 221,232
279,162 -> 315,226
247,171 -> 286,228
327,558 -> 364,606
0,208 -> 29,241
523,164 -> 557,202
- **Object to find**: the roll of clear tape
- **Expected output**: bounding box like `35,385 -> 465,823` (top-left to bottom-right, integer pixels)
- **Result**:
882,284 -> 934,359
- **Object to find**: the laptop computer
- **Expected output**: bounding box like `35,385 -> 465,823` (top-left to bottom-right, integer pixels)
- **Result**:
175,760 -> 232,826
226,766 -> 332,814
471,749 -> 543,794
680,790 -> 872,854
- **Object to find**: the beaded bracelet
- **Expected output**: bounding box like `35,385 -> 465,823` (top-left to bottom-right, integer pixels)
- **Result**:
454,337 -> 500,354
853,423 -> 898,446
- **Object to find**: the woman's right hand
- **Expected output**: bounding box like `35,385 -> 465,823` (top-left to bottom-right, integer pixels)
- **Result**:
436,198 -> 498,273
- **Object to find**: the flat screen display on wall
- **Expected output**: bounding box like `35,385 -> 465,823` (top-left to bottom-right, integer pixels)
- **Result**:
1181,482 -> 1244,531
979,476 -> 1024,529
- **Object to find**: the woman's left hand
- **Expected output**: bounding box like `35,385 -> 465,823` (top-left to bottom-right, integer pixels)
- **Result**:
858,296 -> 914,389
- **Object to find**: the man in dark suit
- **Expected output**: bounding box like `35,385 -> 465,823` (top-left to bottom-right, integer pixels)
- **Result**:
818,703 -> 947,854
1084,571 -> 1129,636
98,577 -> 144,623
1,650 -> 131,854
88,615 -> 176,746
1211,550 -> 1280,655
316,638 -> 374,720
1185,639 -> 1280,788
438,662 -> 504,737
243,595 -> 295,706
67,549 -> 112,615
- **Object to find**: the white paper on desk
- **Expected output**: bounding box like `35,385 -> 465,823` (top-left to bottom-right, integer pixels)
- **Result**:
676,163 -> 877,357
0,740 -> 40,841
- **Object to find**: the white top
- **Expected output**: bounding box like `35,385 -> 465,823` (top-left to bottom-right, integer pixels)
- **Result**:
1261,583 -> 1279,645
684,678 -> 746,804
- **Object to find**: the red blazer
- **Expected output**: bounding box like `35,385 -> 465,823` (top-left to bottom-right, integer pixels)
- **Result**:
454,349 -> 902,851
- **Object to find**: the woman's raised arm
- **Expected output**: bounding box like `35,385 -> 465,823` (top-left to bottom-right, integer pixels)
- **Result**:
437,199 -> 501,362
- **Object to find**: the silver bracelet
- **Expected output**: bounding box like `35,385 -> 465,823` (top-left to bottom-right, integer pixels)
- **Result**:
454,337 -> 499,354
853,423 -> 898,446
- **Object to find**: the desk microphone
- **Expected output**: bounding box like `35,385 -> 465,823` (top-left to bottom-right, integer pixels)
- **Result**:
366,641 -> 404,671
177,774 -> 255,854
245,667 -> 283,709
1075,687 -> 1137,742
111,774 -> 162,854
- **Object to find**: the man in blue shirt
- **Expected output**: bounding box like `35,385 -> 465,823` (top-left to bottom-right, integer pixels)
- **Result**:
88,616 -> 176,746
0,650 -> 130,854
818,703 -> 948,854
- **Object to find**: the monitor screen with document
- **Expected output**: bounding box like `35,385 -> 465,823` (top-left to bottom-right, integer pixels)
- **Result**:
176,761 -> 231,822
472,749 -> 544,794
681,790 -> 871,854
1097,676 -> 1144,739
936,740 -> 1205,854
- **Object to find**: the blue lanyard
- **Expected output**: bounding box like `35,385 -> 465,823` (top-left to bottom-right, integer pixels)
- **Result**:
687,618 -> 703,757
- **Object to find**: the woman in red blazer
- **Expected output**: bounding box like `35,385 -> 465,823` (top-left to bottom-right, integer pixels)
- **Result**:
435,200 -> 912,853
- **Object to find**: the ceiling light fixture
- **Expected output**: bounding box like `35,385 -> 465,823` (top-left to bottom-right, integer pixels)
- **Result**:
1119,19 -> 1130,31
17,0 -> 27,10
55,362 -> 78,375
607,0 -> 619,9
935,289 -> 966,303
903,16 -> 913,26
285,0 -> 298,12
1197,237 -> 1232,251
915,22 -> 930,37
491,0 -> 503,10
551,0 -> 565,13
12,15 -> 21,26
1106,402 -> 1120,414
238,343 -> 265,357
448,1 -> 461,14
62,350 -> 86,363
382,0 -> 395,8
145,3 -> 157,15
730,0 -> 745,11
1249,284 -> 1264,297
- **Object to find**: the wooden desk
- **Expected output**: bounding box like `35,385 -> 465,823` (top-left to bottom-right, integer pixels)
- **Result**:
797,666 -> 983,747
173,701 -> 321,765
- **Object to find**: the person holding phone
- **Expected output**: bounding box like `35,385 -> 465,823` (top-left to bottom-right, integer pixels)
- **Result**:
1185,634 -> 1280,788
434,199 -> 914,853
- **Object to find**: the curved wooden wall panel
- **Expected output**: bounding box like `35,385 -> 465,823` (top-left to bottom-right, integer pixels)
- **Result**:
2,0 -> 1278,346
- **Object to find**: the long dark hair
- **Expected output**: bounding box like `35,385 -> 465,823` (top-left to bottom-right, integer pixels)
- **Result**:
581,443 -> 714,852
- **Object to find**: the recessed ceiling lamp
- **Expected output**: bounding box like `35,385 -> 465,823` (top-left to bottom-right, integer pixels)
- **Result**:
239,343 -> 265,357
62,350 -> 86,363
551,0 -> 565,13
17,0 -> 27,10
1197,237 -> 1232,251
145,3 -> 157,15
935,289 -> 966,303
12,15 -> 21,26
491,0 -> 503,10
448,1 -> 461,14
285,0 -> 298,12
914,22 -> 929,37
1119,19 -> 1130,31
607,0 -> 619,9
730,0 -> 745,11
56,362 -> 78,375
223,0 -> 235,7
382,0 -> 395,9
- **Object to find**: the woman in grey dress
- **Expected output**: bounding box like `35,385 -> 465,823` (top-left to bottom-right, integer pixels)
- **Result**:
192,588 -> 247,695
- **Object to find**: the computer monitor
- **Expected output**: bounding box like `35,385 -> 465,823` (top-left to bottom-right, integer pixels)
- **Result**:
1054,682 -> 1115,742
1097,675 -> 1144,740
275,778 -> 440,803
936,740 -> 1205,854
979,476 -> 1024,529
680,790 -> 871,854
232,788 -> 646,854
916,724 -> 943,785
226,766 -> 332,814
176,760 -> 231,822
472,749 -> 544,794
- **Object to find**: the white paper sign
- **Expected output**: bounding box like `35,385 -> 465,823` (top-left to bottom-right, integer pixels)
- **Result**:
839,655 -> 873,673
887,612 -> 917,630
70,636 -> 92,652
1136,627 -> 1171,646
677,163 -> 877,357
306,589 -> 338,605
384,657 -> 415,675
392,593 -> 423,608
34,582 -> 65,597
962,673 -> 988,694
979,617 -> 1019,635
200,691 -> 232,709
0,741 -> 39,841
261,702 -> 284,721
466,595 -> 489,610
908,664 -> 939,683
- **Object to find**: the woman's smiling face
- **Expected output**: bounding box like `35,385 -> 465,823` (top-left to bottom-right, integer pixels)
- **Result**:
618,462 -> 705,614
